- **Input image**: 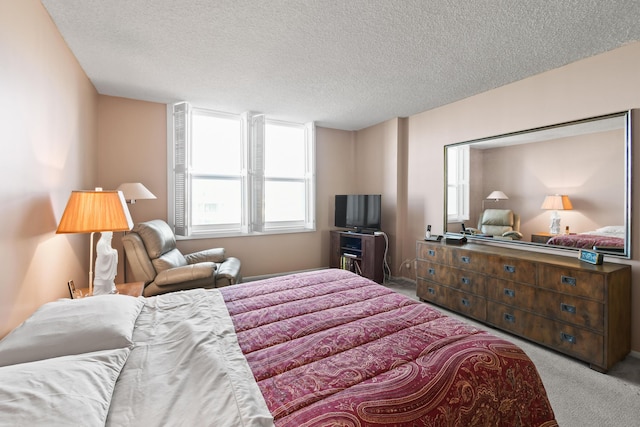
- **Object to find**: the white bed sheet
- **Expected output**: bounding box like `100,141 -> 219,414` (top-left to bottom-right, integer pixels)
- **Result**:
107,289 -> 274,427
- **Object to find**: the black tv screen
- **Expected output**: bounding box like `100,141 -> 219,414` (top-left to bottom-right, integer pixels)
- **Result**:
334,194 -> 382,231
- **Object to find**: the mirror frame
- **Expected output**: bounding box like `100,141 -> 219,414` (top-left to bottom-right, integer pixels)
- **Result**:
444,110 -> 632,259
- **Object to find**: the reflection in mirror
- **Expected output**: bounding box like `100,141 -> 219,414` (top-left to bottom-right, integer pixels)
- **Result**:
445,111 -> 631,258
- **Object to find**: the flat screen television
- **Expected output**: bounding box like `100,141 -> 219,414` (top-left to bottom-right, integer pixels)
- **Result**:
334,194 -> 382,232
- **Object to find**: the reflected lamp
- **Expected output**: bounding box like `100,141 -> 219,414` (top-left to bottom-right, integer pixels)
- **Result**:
541,194 -> 573,235
116,182 -> 156,204
482,190 -> 509,210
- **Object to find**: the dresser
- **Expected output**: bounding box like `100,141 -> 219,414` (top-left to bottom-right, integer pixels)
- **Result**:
416,240 -> 631,372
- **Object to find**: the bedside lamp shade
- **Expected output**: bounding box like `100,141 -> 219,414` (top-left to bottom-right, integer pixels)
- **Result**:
57,190 -> 133,234
57,189 -> 133,294
540,194 -> 573,211
116,182 -> 156,204
486,190 -> 509,201
482,190 -> 509,210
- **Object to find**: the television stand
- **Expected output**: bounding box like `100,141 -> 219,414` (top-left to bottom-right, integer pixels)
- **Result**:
330,230 -> 385,283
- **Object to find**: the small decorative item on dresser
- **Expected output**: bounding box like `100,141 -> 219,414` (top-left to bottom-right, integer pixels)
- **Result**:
444,235 -> 467,244
579,249 -> 604,265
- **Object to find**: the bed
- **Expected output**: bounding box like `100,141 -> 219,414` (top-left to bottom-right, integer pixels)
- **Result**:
0,269 -> 558,426
547,225 -> 625,249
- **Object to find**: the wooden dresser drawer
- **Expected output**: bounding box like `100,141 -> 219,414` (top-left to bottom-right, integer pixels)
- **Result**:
448,247 -> 487,272
416,242 -> 451,264
417,279 -> 449,307
450,268 -> 486,294
487,301 -> 604,368
417,280 -> 486,322
539,265 -> 604,301
482,254 -> 536,285
445,288 -> 486,321
417,262 -> 486,294
487,280 -> 604,332
416,261 -> 449,284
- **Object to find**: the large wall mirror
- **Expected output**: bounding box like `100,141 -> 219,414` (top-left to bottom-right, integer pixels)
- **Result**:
444,110 -> 631,258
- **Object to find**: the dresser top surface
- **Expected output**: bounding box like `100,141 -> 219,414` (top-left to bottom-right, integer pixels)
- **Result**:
417,240 -> 630,273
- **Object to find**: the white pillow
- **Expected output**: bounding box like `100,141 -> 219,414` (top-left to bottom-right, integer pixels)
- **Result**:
595,225 -> 625,234
0,294 -> 144,367
0,348 -> 130,426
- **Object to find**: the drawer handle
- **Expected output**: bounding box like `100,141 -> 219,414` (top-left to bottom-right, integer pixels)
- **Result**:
428,268 -> 436,276
560,332 -> 576,344
461,277 -> 470,285
503,313 -> 515,323
461,256 -> 471,264
503,265 -> 516,274
561,303 -> 576,314
561,275 -> 577,286
428,249 -> 435,257
461,298 -> 470,307
503,288 -> 515,298
428,287 -> 436,295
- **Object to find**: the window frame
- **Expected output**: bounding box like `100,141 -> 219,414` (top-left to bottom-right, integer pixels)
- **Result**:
446,144 -> 470,223
167,103 -> 316,239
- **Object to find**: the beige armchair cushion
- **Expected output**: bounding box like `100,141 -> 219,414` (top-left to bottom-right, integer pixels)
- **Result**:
154,263 -> 216,287
471,209 -> 523,240
153,248 -> 188,272
480,209 -> 514,236
134,220 -> 177,259
185,248 -> 226,264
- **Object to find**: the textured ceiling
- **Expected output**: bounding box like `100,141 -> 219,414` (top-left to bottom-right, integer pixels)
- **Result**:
41,0 -> 640,131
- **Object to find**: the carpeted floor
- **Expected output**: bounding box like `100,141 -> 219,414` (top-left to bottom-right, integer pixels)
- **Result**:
384,278 -> 640,427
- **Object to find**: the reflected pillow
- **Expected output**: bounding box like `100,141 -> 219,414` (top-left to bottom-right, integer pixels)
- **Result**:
0,348 -> 130,426
0,294 -> 144,367
595,225 -> 625,235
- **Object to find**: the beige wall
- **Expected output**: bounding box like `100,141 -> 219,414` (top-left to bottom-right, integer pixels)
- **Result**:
403,42 -> 640,352
0,0 -> 99,337
96,96 -> 168,281
354,118 -> 407,274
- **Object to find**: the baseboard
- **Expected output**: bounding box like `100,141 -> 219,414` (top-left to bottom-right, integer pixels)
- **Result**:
243,267 -> 327,282
629,350 -> 640,360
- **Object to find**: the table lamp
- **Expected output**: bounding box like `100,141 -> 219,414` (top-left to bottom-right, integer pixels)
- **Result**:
541,194 -> 573,234
56,188 -> 133,294
482,190 -> 509,210
116,182 -> 156,204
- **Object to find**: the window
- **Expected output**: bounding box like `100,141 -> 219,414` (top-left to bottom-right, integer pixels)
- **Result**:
447,144 -> 469,222
169,103 -> 315,237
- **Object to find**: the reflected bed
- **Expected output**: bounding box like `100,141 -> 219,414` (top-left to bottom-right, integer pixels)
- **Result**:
547,226 -> 625,250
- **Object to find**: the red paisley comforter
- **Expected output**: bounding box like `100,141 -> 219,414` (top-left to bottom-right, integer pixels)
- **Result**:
547,233 -> 624,249
220,269 -> 557,426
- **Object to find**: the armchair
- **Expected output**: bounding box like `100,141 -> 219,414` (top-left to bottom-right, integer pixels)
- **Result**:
468,209 -> 523,240
122,219 -> 241,296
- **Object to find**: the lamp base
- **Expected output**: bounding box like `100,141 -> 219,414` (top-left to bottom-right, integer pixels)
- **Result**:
549,211 -> 561,235
93,279 -> 117,295
93,231 -> 119,295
